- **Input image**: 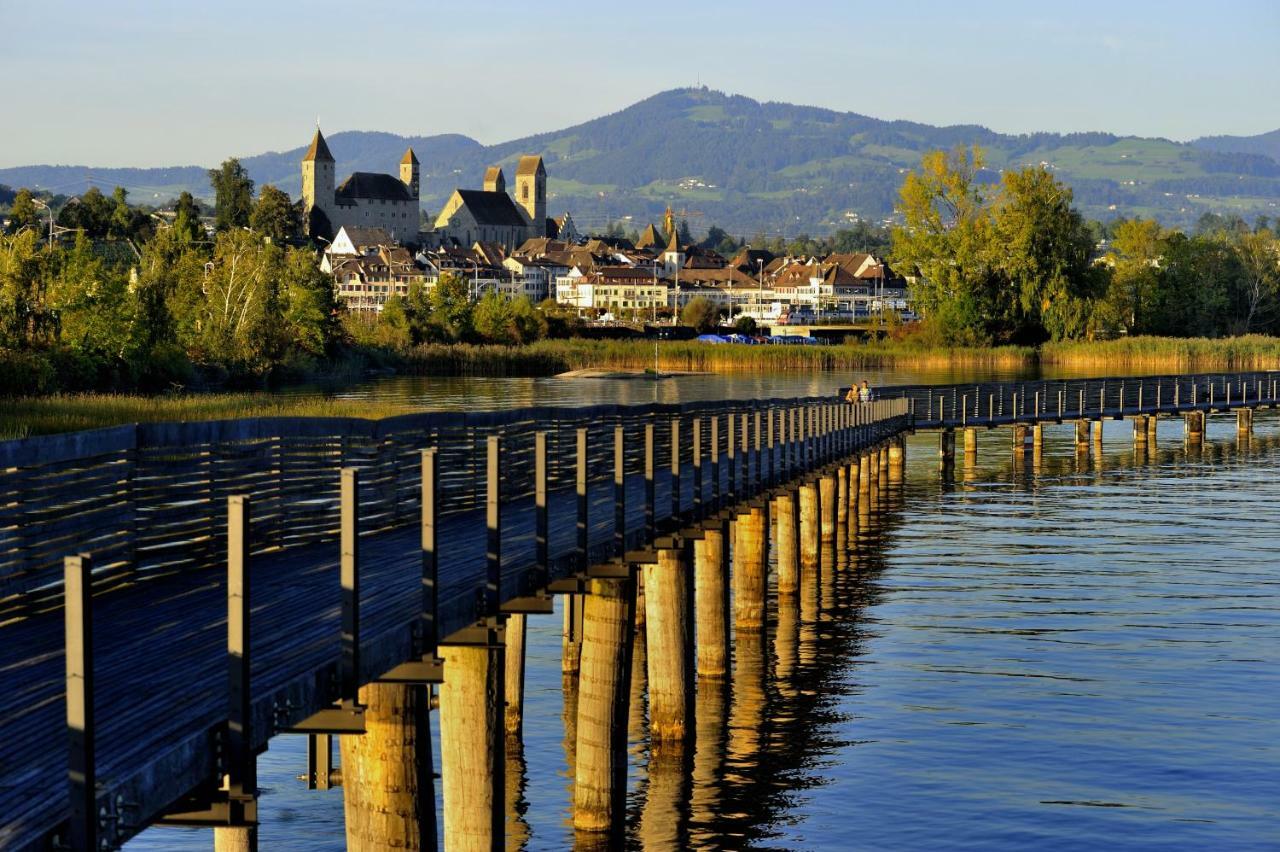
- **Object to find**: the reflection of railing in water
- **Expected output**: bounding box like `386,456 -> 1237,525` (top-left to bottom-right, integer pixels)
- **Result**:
0,395 -> 909,849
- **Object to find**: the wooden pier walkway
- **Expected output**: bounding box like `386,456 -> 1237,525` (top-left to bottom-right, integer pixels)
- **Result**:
0,396 -> 907,849
3,369 -> 1275,850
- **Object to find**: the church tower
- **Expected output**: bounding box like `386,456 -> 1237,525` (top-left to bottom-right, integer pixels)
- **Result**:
400,147 -> 420,199
301,128 -> 335,236
515,155 -> 546,236
483,166 -> 505,194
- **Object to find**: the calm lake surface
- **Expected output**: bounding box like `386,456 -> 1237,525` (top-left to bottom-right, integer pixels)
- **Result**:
127,370 -> 1280,850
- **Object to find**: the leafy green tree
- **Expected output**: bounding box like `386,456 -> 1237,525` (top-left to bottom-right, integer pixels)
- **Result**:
7,189 -> 41,234
0,229 -> 56,346
250,185 -> 301,243
733,315 -> 757,335
173,191 -> 204,243
48,233 -> 132,357
375,295 -> 413,348
474,290 -> 516,344
429,271 -> 474,342
681,296 -> 721,332
891,147 -> 999,344
208,158 -> 255,231
994,166 -> 1103,341
58,187 -> 115,238
195,230 -> 285,368
280,247 -> 337,357
678,218 -> 693,245
109,187 -> 132,239
1099,218 -> 1164,334
1234,227 -> 1279,332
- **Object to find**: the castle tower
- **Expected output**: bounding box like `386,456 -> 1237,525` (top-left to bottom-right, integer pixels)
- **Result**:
515,155 -> 546,237
400,148 -> 420,199
301,128 -> 335,236
483,166 -> 505,194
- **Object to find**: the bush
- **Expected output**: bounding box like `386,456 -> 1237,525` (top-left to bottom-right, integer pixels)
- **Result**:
0,349 -> 56,395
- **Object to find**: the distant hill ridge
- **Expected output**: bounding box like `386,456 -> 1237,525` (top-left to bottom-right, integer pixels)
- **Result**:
4,88 -> 1278,235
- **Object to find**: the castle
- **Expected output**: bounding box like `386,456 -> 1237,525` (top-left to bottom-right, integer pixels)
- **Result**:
301,128 -> 420,244
301,126 -> 551,250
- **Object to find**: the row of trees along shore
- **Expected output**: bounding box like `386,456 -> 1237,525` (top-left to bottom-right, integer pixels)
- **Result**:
892,146 -> 1280,345
3,149 -> 1280,398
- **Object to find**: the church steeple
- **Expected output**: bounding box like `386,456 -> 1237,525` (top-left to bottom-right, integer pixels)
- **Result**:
400,147 -> 420,200
302,128 -> 335,163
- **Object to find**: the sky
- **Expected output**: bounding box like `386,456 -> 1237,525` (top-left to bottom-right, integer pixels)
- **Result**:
2,0 -> 1277,168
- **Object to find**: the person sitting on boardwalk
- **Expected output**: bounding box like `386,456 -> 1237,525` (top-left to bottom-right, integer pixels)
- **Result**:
859,380 -> 875,402
845,381 -> 860,403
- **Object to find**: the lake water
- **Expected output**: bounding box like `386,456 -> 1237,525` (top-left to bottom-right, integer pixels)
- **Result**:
126,372 -> 1280,850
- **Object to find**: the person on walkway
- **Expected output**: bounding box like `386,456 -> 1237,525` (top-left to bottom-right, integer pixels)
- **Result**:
845,381 -> 860,403
859,380 -> 874,403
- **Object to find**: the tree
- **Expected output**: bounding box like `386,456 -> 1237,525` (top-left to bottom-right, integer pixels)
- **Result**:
681,296 -> 721,332
108,187 -> 132,239
208,158 -> 255,231
173,191 -> 204,243
993,166 -> 1104,342
1234,227 -> 1279,332
1099,218 -> 1164,335
250,185 -> 301,243
47,233 -> 133,358
474,290 -> 516,344
891,147 -> 1000,344
429,271 -> 474,342
280,247 -> 337,357
7,189 -> 41,234
0,229 -> 56,346
195,230 -> 284,368
734,315 -> 757,335
678,218 -> 693,245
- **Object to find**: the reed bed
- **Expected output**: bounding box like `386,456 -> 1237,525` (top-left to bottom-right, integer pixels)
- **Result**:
1042,336 -> 1280,372
0,393 -> 421,440
401,339 -> 1037,376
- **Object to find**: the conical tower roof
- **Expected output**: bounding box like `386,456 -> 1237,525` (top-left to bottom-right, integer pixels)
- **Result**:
401,147 -> 419,165
302,128 -> 335,163
666,227 -> 681,253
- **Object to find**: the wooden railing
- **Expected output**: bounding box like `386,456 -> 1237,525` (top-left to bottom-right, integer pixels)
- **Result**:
0,396 -> 910,623
869,371 -> 1280,430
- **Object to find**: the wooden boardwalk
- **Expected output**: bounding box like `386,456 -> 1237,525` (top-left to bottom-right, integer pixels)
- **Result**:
0,396 -> 907,849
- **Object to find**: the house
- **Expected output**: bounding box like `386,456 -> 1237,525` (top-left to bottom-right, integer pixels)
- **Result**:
301,129 -> 420,244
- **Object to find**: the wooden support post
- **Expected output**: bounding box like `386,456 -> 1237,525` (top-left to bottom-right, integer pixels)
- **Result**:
694,520 -> 730,678
818,474 -> 837,573
888,437 -> 904,482
341,468 -> 361,707
774,491 -> 799,596
963,427 -> 978,460
1075,420 -> 1090,453
534,433 -> 548,587
220,496 -> 257,850
847,460 -> 860,521
644,548 -> 692,745
614,425 -> 626,559
505,614 -> 527,738
1185,410 -> 1205,443
421,450 -> 440,664
1032,423 -> 1044,452
1147,414 -> 1159,445
732,507 -> 767,630
940,429 -> 956,466
562,593 -> 584,676
1012,424 -> 1029,454
64,553 -> 96,852
440,637 -> 504,851
1238,407 -> 1253,436
858,452 -> 871,495
798,483 -> 819,584
574,577 -> 636,836
1133,415 -> 1149,446
710,415 -> 721,513
644,422 -> 656,542
340,682 -> 435,851
576,428 -> 588,569
692,418 -> 703,520
670,417 -> 681,523
485,438 -> 501,615
1091,418 -> 1104,448
836,466 -> 849,560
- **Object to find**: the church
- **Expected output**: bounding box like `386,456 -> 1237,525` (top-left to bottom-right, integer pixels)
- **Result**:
301,128 -> 420,244
431,155 -> 549,250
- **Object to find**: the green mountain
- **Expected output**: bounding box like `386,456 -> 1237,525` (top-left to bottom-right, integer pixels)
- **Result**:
5,88 -> 1279,236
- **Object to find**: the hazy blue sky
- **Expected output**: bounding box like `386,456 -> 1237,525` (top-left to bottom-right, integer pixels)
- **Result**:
3,0 -> 1276,168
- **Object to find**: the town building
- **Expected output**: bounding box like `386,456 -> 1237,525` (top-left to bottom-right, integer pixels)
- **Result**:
301,129 -> 420,244
432,156 -> 551,251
